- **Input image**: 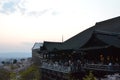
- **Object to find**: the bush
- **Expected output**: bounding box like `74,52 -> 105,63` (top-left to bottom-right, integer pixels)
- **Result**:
0,69 -> 10,80
10,72 -> 17,80
83,71 -> 96,80
20,65 -> 40,80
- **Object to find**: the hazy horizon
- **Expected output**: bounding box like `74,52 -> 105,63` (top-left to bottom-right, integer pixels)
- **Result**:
0,52 -> 31,58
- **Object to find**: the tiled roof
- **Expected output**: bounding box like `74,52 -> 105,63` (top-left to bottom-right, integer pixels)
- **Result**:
95,16 -> 120,33
41,16 -> 120,51
32,43 -> 43,50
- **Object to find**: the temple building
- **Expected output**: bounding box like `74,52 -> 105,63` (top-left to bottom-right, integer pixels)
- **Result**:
32,16 -> 120,80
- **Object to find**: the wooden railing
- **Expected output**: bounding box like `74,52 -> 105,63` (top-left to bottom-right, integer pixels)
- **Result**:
41,62 -> 71,73
83,64 -> 120,72
41,62 -> 120,73
41,62 -> 82,73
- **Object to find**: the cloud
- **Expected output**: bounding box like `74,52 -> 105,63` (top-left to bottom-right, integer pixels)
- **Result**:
28,9 -> 52,17
0,0 -> 55,16
0,1 -> 16,14
0,0 -> 26,14
51,11 -> 60,16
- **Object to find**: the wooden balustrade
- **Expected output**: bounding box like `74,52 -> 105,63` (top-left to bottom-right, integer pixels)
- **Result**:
41,62 -> 120,73
41,62 -> 71,73
40,62 -> 82,73
83,64 -> 120,72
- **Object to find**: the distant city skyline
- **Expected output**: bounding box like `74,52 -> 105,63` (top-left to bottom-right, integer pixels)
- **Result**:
0,0 -> 120,54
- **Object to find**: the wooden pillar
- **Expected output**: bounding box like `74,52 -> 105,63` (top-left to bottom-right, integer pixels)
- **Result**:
43,54 -> 45,59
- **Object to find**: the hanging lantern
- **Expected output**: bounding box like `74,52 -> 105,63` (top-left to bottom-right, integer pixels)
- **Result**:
101,57 -> 104,61
100,54 -> 104,62
100,54 -> 103,58
107,56 -> 110,61
116,57 -> 118,61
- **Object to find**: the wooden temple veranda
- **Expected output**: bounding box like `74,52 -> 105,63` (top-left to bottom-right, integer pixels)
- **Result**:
32,16 -> 120,80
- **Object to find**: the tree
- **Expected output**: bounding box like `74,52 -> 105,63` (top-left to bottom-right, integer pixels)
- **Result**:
83,71 -> 96,80
0,69 -> 10,80
10,72 -> 17,80
13,59 -> 17,64
1,61 -> 5,65
20,65 -> 40,80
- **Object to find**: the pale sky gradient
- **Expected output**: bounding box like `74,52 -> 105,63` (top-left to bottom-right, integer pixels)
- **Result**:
0,0 -> 120,53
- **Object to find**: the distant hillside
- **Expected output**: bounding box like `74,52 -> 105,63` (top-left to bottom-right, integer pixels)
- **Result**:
0,52 -> 31,58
